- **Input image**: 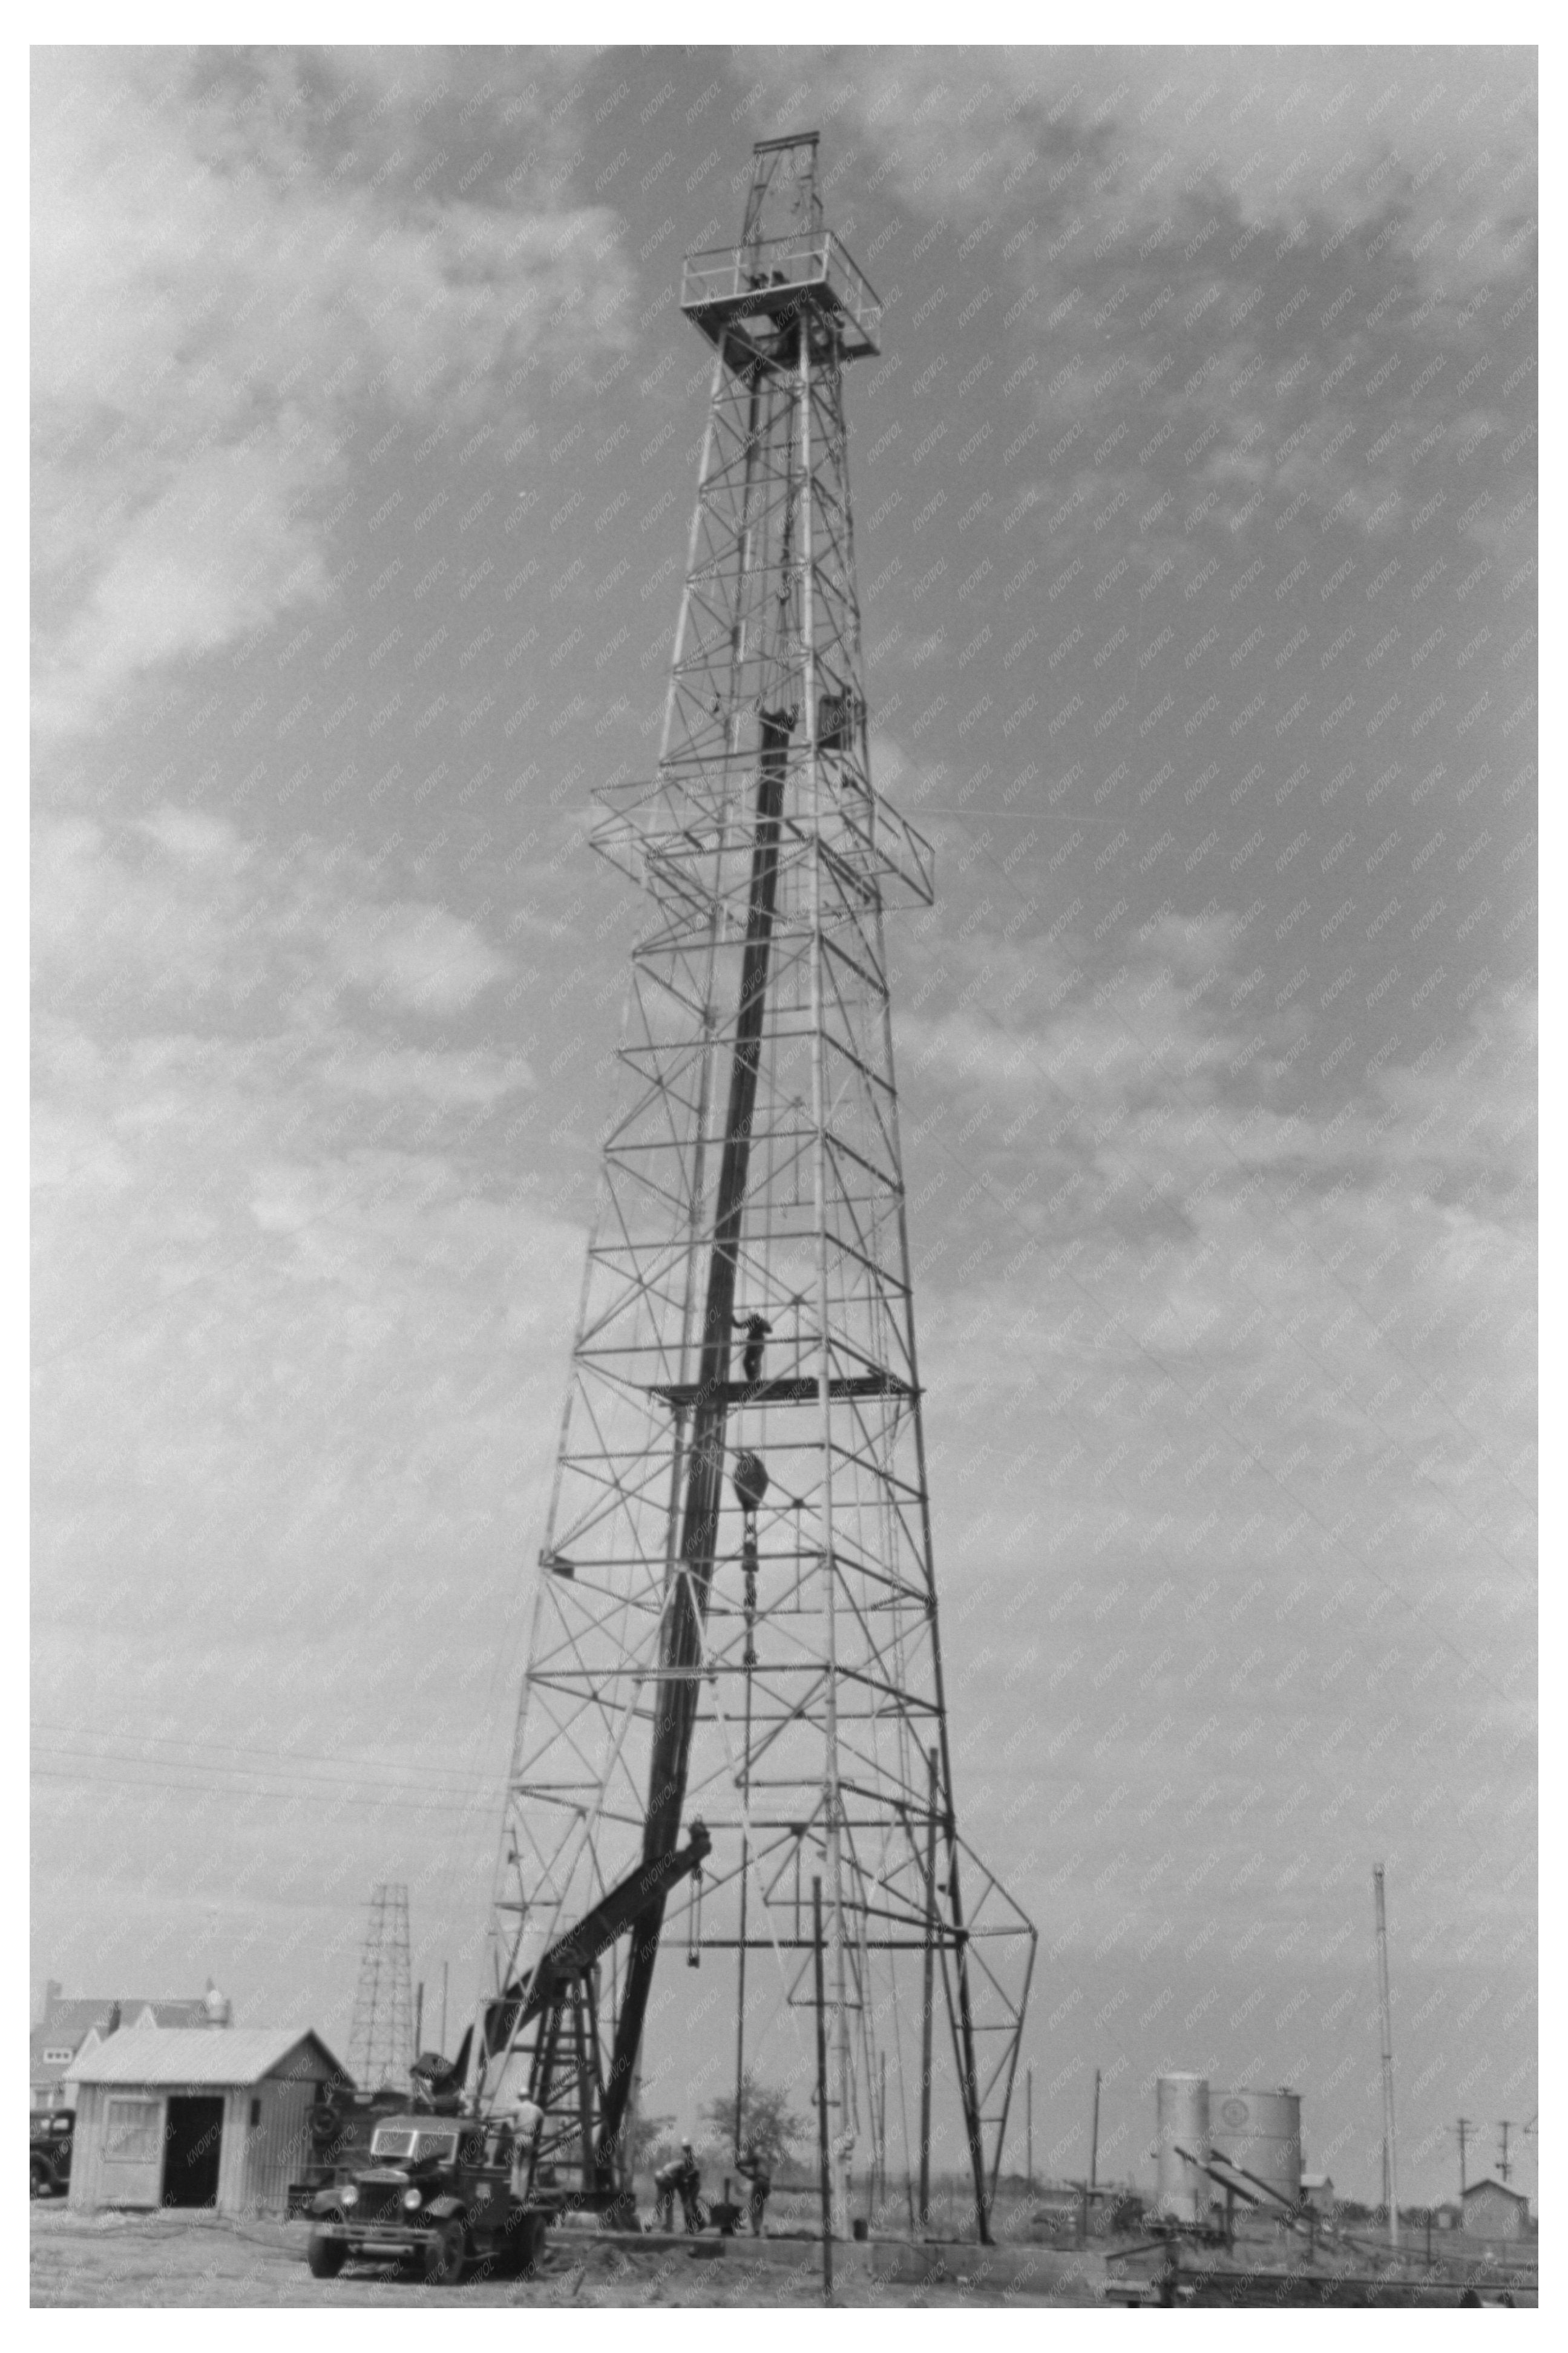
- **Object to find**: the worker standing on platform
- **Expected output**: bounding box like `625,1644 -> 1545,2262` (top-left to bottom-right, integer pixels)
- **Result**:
510,2097 -> 544,2201
734,1313 -> 772,1383
735,2140 -> 772,2236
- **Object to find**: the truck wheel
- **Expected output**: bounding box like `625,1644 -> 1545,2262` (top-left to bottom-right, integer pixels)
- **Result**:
484,2217 -> 519,2279
424,2218 -> 468,2286
494,2213 -> 543,2276
307,2231 -> 347,2279
30,2162 -> 50,2199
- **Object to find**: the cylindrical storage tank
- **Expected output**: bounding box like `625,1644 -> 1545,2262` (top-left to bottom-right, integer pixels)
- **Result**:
1208,2088 -> 1302,2207
1155,2073 -> 1210,2222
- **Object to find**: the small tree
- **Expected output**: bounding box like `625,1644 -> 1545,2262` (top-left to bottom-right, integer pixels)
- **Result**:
625,2111 -> 676,2174
698,2072 -> 805,2178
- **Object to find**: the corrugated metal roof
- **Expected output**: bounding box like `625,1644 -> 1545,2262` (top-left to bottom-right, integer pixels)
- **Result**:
66,2026 -> 343,2088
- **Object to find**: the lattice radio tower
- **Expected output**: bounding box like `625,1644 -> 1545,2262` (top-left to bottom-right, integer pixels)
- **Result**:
474,133 -> 1034,2241
349,1882 -> 415,2091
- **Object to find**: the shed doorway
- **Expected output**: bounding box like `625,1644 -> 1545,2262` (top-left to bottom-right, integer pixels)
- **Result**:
162,2096 -> 224,2208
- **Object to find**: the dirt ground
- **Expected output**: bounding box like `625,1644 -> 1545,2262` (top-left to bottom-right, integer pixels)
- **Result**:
31,2204 -> 1097,2308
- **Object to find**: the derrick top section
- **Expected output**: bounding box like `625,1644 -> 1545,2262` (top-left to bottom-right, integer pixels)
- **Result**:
681,128 -> 881,367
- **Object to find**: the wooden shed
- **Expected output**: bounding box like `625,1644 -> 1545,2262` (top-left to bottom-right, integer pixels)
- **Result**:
1460,2176 -> 1531,2241
65,2025 -> 345,2217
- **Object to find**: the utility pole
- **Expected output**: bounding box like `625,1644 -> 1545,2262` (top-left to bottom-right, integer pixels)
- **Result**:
918,1745 -> 937,2230
813,1877 -> 833,2306
1449,2116 -> 1473,2198
439,1959 -> 448,2055
1497,2121 -> 1514,2184
1090,2066 -> 1101,2190
877,2049 -> 887,2208
1025,2067 -> 1032,2191
1373,1863 -> 1399,2251
414,1981 -> 424,2055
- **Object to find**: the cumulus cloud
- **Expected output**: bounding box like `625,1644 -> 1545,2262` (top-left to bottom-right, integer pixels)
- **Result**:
319,1043 -> 536,1104
734,47 -> 1534,585
748,47 -> 1535,277
327,899 -> 513,1014
34,443 -> 333,736
33,805 -> 574,1743
899,907 -> 1534,1623
33,806 -> 513,1019
31,47 -> 634,733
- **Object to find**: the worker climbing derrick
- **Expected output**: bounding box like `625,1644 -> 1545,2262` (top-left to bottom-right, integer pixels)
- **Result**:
735,1314 -> 772,1383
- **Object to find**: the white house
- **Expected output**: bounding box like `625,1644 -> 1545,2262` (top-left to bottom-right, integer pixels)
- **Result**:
31,1983 -> 221,2112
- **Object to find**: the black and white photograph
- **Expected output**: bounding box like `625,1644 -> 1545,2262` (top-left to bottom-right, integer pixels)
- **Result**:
30,17 -> 1538,2315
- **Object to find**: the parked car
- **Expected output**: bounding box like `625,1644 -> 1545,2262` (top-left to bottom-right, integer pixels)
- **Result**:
30,2111 -> 74,2198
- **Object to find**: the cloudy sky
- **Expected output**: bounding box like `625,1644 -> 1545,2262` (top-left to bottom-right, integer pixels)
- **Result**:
31,41 -> 1535,2205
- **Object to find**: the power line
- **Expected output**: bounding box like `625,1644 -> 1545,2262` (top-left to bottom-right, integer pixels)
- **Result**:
31,1760 -> 504,1817
30,1718 -> 505,1795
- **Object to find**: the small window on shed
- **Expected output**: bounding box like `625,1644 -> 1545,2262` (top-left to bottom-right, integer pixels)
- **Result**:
105,2097 -> 162,2161
250,2098 -> 262,2128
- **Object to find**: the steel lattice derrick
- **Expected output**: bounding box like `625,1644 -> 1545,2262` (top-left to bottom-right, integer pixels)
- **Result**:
479,134 -> 1032,2245
348,1882 -> 415,2093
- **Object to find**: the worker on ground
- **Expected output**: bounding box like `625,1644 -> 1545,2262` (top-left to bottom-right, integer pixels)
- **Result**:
735,2139 -> 772,2236
509,2096 -> 544,2202
677,2139 -> 704,2233
654,2139 -> 702,2233
734,1312 -> 772,1383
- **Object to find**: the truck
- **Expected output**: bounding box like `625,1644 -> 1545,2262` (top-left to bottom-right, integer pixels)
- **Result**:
306,2112 -> 546,2283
